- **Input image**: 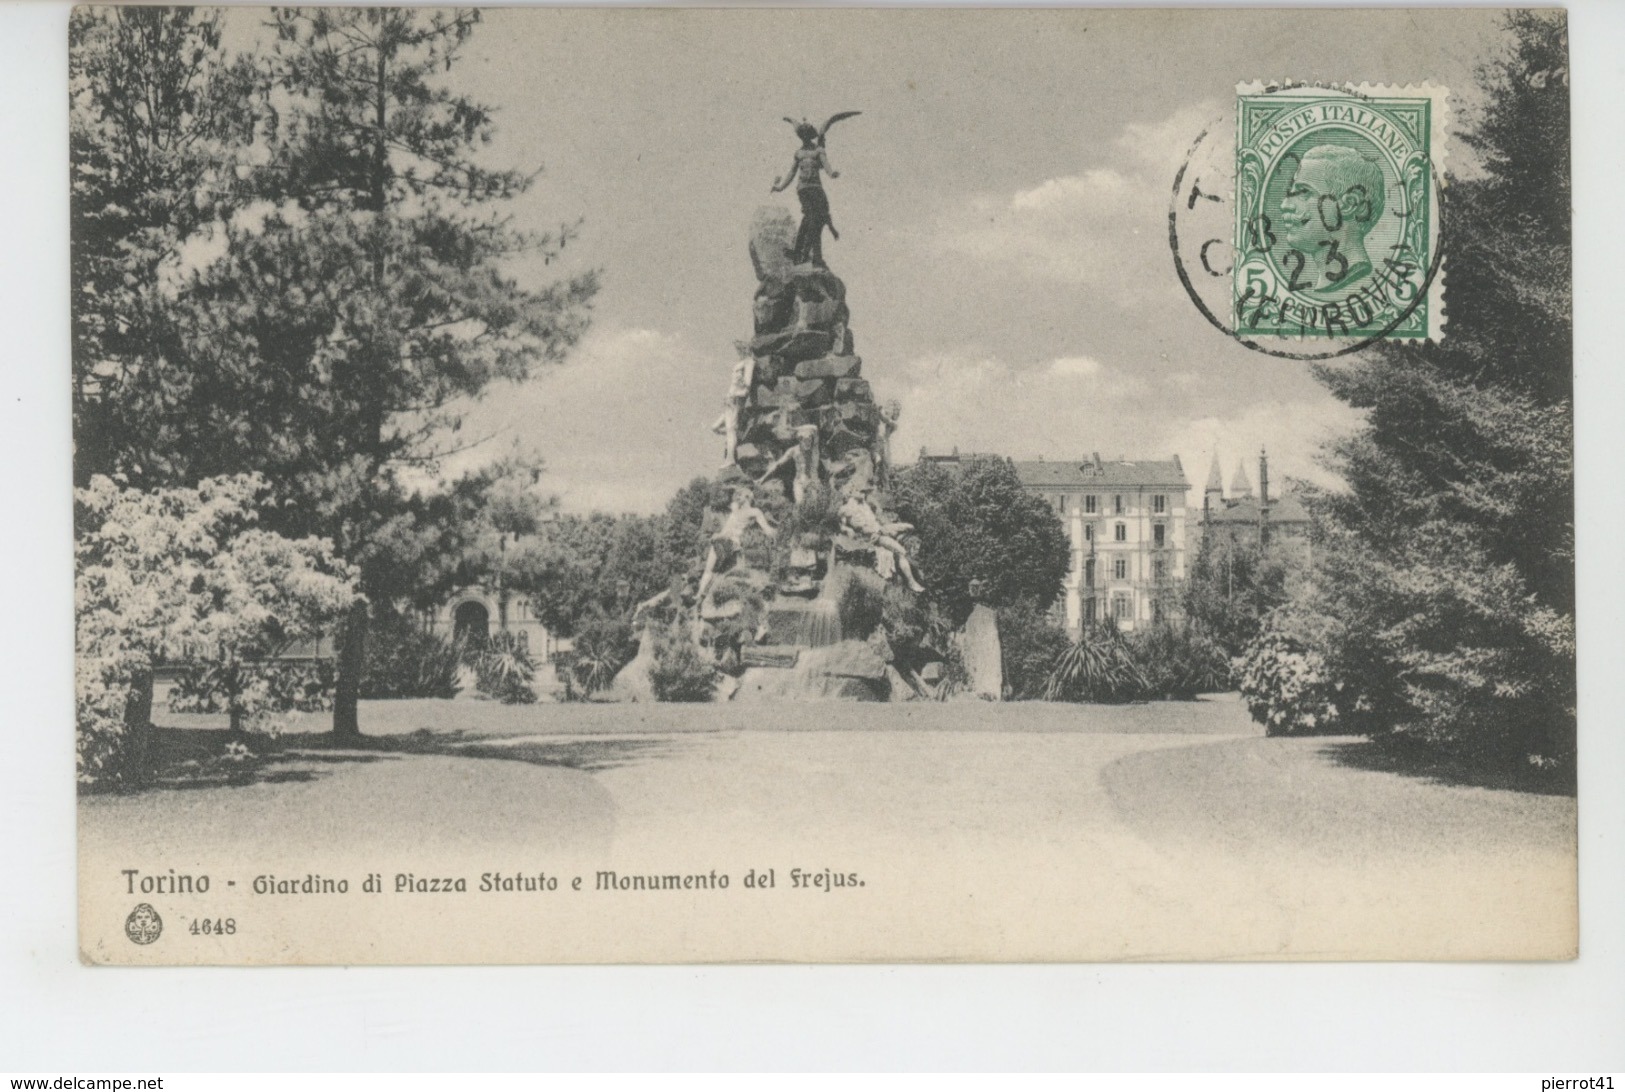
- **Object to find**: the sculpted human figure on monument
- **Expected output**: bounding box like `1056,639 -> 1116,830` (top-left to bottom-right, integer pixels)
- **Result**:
711,355 -> 756,467
756,423 -> 821,504
873,399 -> 901,486
771,112 -> 860,267
696,485 -> 778,608
839,484 -> 925,593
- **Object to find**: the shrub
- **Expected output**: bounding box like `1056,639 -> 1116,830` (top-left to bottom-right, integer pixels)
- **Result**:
361,614 -> 463,699
1236,628 -> 1343,736
932,641 -> 972,701
996,599 -> 1073,700
1131,623 -> 1232,700
878,582 -> 928,651
469,631 -> 537,704
569,616 -> 638,697
170,659 -> 337,730
648,625 -> 715,702
74,473 -> 355,787
1046,625 -> 1148,703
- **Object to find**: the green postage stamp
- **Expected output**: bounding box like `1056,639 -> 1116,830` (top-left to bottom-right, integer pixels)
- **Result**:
1232,85 -> 1447,341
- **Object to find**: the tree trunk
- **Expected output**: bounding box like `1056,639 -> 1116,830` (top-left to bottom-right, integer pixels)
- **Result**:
328,49 -> 389,748
120,669 -> 155,786
332,600 -> 368,740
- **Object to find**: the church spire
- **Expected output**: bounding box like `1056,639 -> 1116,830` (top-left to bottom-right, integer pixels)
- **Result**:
1230,460 -> 1253,498
1205,453 -> 1224,493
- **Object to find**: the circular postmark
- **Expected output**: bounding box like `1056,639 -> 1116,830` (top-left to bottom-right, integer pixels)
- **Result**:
124,902 -> 163,945
1169,84 -> 1447,360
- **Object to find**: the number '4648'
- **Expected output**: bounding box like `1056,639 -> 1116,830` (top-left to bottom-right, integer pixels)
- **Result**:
189,917 -> 236,935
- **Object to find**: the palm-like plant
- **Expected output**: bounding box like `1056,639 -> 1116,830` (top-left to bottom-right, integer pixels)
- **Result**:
569,619 -> 636,697
469,631 -> 537,704
1045,625 -> 1148,703
1133,623 -> 1232,699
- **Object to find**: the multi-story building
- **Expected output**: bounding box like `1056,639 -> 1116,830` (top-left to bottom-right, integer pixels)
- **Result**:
919,451 -> 1190,634
1012,453 -> 1191,634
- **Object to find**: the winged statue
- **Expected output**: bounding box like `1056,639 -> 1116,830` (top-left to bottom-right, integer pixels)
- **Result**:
771,111 -> 861,266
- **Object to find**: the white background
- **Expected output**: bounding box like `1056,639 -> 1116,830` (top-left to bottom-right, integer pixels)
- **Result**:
3,0 -> 1621,1072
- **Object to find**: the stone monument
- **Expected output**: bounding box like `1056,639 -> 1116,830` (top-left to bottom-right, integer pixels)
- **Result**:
615,115 -> 937,701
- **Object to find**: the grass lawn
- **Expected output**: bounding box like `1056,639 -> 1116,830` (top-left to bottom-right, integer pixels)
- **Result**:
81,691 -> 1577,962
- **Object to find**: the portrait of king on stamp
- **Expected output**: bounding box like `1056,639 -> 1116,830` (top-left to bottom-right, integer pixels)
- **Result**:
1233,90 -> 1440,341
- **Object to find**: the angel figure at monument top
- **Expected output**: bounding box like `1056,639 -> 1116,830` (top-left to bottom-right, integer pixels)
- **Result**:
771,112 -> 860,267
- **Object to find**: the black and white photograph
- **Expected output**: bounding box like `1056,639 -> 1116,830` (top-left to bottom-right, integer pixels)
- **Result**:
65,5 -> 1581,966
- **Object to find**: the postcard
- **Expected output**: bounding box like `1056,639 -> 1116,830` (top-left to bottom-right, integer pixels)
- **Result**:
73,6 -> 1576,964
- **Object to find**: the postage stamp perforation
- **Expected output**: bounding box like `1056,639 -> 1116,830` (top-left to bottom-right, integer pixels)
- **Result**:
1229,80 -> 1451,345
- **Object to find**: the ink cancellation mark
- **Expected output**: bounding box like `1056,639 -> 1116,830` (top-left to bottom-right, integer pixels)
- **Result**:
1169,82 -> 1449,359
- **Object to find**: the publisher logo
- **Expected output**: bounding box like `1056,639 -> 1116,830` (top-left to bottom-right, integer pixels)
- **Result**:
124,903 -> 162,945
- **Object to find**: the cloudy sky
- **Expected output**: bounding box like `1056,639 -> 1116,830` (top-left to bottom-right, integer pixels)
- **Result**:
302,7 -> 1507,512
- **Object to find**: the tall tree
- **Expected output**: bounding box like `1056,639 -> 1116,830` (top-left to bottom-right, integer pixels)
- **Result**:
1287,12 -> 1573,760
512,477 -> 716,638
69,7 -> 263,487
185,9 -> 598,737
1183,531 -> 1292,657
890,457 -> 1070,628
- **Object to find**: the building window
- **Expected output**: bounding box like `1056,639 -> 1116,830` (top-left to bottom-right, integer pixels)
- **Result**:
1114,495 -> 1124,514
1113,594 -> 1131,621
1114,522 -> 1126,542
1084,598 -> 1096,625
1153,559 -> 1166,581
1152,599 -> 1164,623
1084,495 -> 1097,514
1113,557 -> 1127,580
1084,524 -> 1094,542
1083,559 -> 1094,587
1153,494 -> 1166,514
1153,523 -> 1165,547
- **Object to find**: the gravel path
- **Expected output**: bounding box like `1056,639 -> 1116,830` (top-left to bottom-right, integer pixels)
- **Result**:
79,696 -> 1576,963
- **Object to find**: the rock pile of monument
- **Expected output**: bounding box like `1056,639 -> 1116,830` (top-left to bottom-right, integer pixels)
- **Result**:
614,206 -> 930,701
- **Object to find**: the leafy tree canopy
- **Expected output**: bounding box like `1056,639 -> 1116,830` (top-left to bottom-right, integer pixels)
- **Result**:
71,8 -> 602,737
75,474 -> 356,782
889,457 -> 1070,628
1281,11 -> 1574,761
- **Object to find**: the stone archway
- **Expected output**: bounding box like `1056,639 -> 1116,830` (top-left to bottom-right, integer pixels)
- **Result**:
452,599 -> 490,645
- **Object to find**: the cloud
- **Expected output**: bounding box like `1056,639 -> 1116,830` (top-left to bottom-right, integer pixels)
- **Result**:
887,346 -> 1362,503
1009,168 -> 1134,213
890,351 -> 1147,461
1115,100 -> 1224,172
1157,398 -> 1366,493
928,100 -> 1222,300
1048,355 -> 1103,378
447,325 -> 722,513
931,175 -> 1149,289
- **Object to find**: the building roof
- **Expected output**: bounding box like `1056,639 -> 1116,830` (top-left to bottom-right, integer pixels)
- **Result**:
1230,460 -> 1253,497
1013,454 -> 1189,490
1206,494 -> 1311,525
1205,454 -> 1224,492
